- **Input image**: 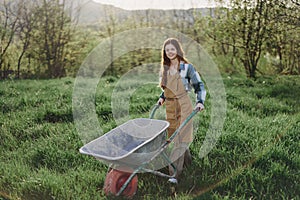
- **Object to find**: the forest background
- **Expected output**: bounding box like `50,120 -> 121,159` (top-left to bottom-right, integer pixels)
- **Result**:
1,0 -> 299,79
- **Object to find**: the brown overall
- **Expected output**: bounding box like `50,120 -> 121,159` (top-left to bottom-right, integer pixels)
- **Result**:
164,71 -> 193,179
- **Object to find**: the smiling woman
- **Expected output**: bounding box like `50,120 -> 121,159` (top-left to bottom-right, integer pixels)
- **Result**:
92,0 -> 227,10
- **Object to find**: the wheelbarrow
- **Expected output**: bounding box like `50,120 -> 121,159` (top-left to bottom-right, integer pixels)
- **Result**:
79,104 -> 200,197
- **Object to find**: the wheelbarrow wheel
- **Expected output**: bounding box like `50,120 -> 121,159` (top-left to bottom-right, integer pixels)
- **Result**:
103,169 -> 138,197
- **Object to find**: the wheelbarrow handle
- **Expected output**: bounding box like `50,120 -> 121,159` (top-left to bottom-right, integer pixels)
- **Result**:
149,103 -> 161,119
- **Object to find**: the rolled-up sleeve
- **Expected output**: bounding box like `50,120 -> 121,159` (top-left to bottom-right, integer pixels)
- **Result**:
159,76 -> 165,100
160,91 -> 165,99
187,64 -> 206,104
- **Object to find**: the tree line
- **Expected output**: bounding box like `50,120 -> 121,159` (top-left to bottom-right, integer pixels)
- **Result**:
206,0 -> 300,77
0,0 -> 83,79
0,0 -> 299,79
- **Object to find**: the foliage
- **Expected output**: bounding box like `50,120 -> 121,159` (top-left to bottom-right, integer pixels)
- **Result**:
195,0 -> 300,78
1,0 -> 299,79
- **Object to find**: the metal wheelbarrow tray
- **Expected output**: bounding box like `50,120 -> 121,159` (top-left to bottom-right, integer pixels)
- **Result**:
79,118 -> 170,169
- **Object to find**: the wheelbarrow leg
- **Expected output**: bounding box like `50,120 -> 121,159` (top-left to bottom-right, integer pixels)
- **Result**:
116,167 -> 142,196
162,151 -> 177,178
104,168 -> 138,198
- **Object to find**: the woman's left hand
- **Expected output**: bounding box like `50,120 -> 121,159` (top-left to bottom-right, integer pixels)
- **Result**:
195,103 -> 204,111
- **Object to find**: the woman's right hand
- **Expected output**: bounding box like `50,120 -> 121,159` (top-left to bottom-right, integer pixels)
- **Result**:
157,98 -> 165,105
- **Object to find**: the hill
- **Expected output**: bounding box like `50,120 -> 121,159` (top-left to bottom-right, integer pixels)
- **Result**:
73,0 -> 213,27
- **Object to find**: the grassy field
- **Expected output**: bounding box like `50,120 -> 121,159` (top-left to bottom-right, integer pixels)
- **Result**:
0,75 -> 299,200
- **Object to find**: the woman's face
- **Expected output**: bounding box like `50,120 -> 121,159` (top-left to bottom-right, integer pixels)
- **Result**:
164,43 -> 177,60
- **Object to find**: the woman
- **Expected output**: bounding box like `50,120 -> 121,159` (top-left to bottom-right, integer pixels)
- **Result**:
157,38 -> 206,184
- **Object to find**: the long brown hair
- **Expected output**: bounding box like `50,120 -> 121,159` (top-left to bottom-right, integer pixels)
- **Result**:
160,38 -> 188,88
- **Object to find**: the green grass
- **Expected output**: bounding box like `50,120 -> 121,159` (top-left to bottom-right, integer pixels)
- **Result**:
0,75 -> 299,199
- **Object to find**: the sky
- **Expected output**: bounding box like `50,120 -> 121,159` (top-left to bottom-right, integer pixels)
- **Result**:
92,0 -> 229,10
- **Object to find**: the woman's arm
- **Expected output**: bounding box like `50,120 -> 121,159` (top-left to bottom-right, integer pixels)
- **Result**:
187,64 -> 206,107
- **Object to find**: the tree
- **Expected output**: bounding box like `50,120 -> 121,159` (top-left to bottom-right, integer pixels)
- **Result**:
29,0 -> 73,78
264,0 -> 300,74
14,0 -> 36,78
101,6 -> 117,76
222,0 -> 272,78
0,0 -> 20,78
207,0 -> 300,77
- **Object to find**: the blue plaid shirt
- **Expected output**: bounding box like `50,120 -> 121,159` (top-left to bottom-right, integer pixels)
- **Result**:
160,63 -> 206,105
